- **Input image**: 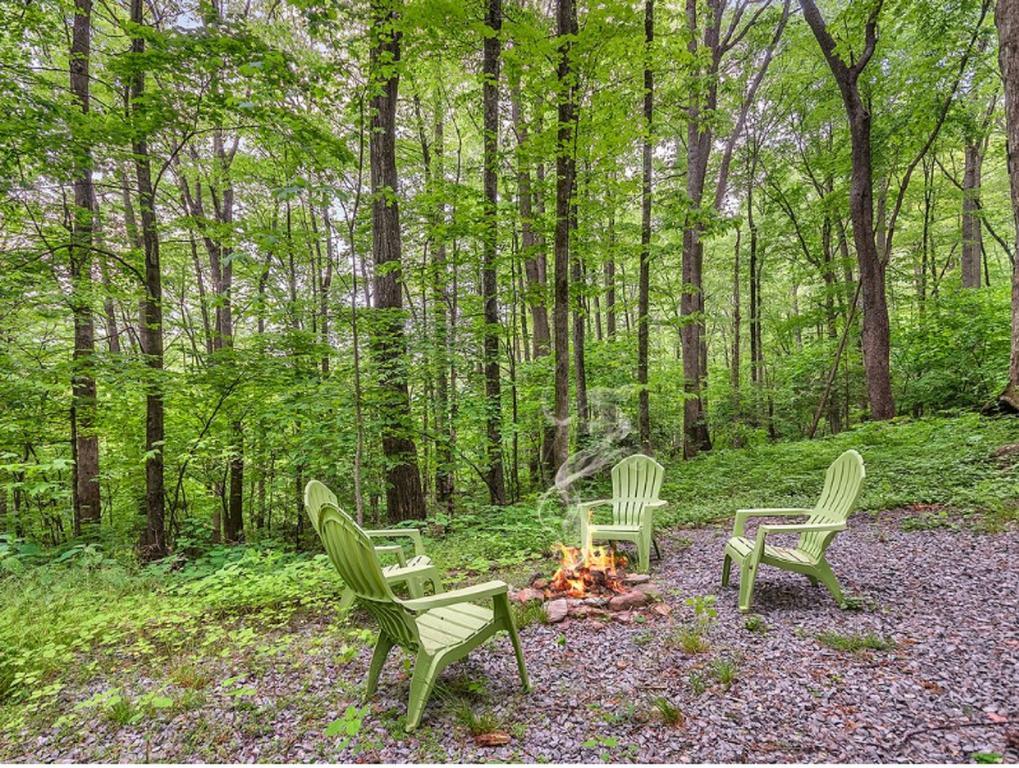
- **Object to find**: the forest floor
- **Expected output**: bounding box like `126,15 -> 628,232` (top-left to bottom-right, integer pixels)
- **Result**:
3,415 -> 1019,762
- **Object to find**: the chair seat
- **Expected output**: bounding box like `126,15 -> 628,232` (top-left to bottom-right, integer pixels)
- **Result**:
726,536 -> 817,566
416,602 -> 494,653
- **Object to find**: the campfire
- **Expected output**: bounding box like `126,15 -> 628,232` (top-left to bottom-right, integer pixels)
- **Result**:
548,544 -> 628,598
514,541 -> 666,623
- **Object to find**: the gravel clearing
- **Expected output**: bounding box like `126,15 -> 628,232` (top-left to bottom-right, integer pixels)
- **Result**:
10,510 -> 1019,763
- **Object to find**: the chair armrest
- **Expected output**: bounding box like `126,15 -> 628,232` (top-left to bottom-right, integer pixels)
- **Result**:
758,523 -> 846,535
577,499 -> 613,511
733,508 -> 814,536
644,499 -> 667,509
401,580 -> 508,612
366,528 -> 426,556
372,543 -> 407,566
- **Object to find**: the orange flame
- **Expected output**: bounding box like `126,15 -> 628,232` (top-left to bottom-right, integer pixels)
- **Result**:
548,543 -> 627,597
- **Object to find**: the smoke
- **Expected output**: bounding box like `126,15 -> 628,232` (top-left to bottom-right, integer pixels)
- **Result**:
536,386 -> 636,546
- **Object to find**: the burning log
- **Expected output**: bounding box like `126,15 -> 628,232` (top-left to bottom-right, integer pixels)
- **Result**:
547,544 -> 628,598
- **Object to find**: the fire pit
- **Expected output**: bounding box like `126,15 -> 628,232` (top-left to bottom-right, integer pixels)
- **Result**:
513,543 -> 668,623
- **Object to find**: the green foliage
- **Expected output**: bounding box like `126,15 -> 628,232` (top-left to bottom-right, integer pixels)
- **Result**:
513,599 -> 547,630
743,615 -> 768,635
711,656 -> 739,689
651,696 -> 684,727
816,632 -> 895,653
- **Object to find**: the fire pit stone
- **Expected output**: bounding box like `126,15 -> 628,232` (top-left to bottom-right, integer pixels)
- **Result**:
545,598 -> 569,624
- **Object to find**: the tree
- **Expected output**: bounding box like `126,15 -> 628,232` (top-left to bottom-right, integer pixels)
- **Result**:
998,0 -> 1019,411
482,0 -> 507,504
552,0 -> 577,469
68,0 -> 100,532
129,0 -> 166,560
368,0 -> 426,520
637,0 -> 653,453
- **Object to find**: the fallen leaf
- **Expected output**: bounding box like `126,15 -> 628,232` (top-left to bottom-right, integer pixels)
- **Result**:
653,603 -> 672,616
475,731 -> 511,747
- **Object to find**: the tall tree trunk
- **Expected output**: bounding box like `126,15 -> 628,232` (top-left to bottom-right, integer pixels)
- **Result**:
637,0 -> 653,454
69,0 -> 100,533
961,141 -> 984,288
430,96 -> 454,510
605,188 -> 616,340
570,194 -> 587,441
130,0 -> 166,560
552,0 -> 577,469
998,0 -> 1019,410
369,0 -> 426,520
482,0 -> 507,504
730,225 -> 741,407
800,0 -> 895,421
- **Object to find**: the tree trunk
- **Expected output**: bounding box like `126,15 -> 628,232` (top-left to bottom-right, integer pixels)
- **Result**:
552,0 -> 577,469
998,0 -> 1019,411
131,0 -> 166,560
482,0 -> 507,504
637,0 -> 653,454
369,0 -> 426,520
571,194 -> 588,441
800,0 -> 895,421
605,189 -> 616,340
731,225 -> 741,406
961,141 -> 984,288
69,0 -> 101,533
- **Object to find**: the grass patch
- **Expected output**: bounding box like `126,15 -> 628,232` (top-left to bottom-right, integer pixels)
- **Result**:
651,696 -> 684,726
816,631 -> 895,653
743,614 -> 768,634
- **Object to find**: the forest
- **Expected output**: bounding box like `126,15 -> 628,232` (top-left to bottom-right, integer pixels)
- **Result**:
2,0 -> 1019,762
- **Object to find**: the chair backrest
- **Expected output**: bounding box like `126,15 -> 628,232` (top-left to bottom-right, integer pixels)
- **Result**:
317,501 -> 420,649
610,454 -> 665,526
799,449 -> 865,559
304,479 -> 338,534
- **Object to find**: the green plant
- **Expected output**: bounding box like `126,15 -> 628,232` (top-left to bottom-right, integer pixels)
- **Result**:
711,657 -> 739,689
688,672 -> 708,696
324,704 -> 369,749
816,631 -> 894,653
513,599 -> 547,630
453,704 -> 501,736
743,615 -> 767,634
971,752 -> 1003,764
672,625 -> 711,654
652,696 -> 684,726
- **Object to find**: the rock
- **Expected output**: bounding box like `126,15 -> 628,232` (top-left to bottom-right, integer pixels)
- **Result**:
514,587 -> 544,604
475,731 -> 511,747
623,573 -> 651,585
634,582 -> 662,600
581,596 -> 609,608
608,590 -> 651,611
531,577 -> 549,590
545,598 -> 569,623
652,602 -> 672,617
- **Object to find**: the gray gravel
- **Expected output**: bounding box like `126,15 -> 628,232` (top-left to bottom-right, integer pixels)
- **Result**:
9,510 -> 1019,763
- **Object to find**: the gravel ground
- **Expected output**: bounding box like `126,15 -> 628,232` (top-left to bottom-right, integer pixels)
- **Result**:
10,510 -> 1019,763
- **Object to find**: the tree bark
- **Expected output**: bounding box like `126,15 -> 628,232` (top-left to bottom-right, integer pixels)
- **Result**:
961,141 -> 984,288
800,0 -> 895,421
482,0 -> 507,504
637,0 -> 653,454
369,0 -> 426,520
998,0 -> 1019,410
552,0 -> 577,469
69,0 -> 100,532
130,0 -> 166,560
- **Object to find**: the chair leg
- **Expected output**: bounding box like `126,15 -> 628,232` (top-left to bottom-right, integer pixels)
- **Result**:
406,653 -> 442,732
406,576 -> 424,599
814,561 -> 846,608
364,635 -> 393,701
737,559 -> 758,613
338,588 -> 356,614
721,553 -> 732,587
637,535 -> 651,574
652,536 -> 662,561
495,595 -> 530,691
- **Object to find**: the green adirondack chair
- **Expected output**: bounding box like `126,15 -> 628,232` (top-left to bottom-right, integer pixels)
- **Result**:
579,454 -> 666,573
304,480 -> 442,612
316,501 -> 529,731
721,449 -> 865,613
